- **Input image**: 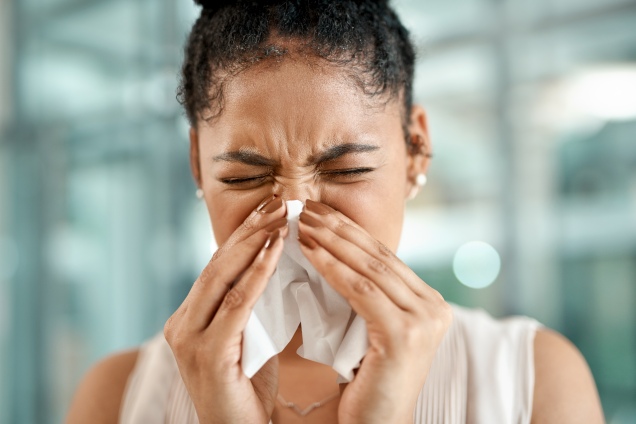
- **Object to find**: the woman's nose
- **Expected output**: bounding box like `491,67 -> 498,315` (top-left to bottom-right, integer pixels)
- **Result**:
272,176 -> 319,203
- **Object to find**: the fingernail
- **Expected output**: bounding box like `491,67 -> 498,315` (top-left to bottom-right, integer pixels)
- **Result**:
298,232 -> 317,249
260,197 -> 283,214
305,199 -> 332,215
299,211 -> 323,228
264,229 -> 280,249
256,195 -> 277,212
264,217 -> 288,233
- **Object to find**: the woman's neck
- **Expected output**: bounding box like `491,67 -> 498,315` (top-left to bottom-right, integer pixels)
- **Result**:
278,325 -> 305,363
276,324 -> 340,385
274,325 -> 341,422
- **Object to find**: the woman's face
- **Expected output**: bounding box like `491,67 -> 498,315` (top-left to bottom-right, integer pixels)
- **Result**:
192,58 -> 430,252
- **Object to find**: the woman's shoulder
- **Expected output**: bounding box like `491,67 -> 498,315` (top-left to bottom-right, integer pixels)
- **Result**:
65,347 -> 140,424
65,332 -> 172,424
531,328 -> 605,423
447,303 -> 604,423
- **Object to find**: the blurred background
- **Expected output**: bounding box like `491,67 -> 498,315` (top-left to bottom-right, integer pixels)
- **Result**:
0,0 -> 635,422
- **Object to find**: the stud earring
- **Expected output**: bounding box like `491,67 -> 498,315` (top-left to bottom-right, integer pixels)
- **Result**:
196,188 -> 204,199
407,174 -> 427,201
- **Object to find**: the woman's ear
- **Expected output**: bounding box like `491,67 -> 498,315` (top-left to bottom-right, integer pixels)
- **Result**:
189,127 -> 202,189
405,104 -> 433,200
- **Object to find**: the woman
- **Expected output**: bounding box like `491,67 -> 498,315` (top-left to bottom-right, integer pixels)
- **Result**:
66,0 -> 605,423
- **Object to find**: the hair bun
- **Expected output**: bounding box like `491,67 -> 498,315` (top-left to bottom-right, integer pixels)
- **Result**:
195,0 -> 392,12
353,0 -> 391,5
194,0 -> 237,12
193,0 -> 393,16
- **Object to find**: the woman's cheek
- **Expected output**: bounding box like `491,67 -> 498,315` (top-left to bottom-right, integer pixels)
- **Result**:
323,182 -> 404,251
207,192 -> 261,246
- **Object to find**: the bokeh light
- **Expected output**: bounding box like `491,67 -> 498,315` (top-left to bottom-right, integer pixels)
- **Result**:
567,66 -> 636,122
452,241 -> 501,289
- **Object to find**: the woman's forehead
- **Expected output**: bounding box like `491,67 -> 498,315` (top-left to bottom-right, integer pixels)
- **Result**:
223,58 -> 389,116
199,58 -> 403,156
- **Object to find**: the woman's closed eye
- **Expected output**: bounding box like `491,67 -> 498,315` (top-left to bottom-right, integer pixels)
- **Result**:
320,167 -> 375,182
219,174 -> 271,186
219,168 -> 375,187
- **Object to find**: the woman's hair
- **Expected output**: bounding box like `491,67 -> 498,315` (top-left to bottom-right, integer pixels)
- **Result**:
178,0 -> 416,140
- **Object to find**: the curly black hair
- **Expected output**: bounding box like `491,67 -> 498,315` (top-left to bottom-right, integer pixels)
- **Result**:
178,0 -> 416,143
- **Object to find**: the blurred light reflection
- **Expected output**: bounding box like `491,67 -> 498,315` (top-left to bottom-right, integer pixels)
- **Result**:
567,66 -> 636,121
452,241 -> 501,289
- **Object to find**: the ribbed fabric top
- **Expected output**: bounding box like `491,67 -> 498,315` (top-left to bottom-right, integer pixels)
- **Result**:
119,303 -> 541,424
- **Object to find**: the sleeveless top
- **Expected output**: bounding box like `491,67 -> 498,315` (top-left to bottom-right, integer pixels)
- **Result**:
119,303 -> 542,424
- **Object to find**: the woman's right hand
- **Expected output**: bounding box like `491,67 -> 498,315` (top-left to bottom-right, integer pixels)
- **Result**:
164,195 -> 288,424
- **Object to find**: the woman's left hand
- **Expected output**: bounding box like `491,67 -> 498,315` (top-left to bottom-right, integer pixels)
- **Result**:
297,200 -> 453,424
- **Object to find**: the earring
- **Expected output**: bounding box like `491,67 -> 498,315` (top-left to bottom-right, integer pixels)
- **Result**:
407,173 -> 427,200
196,188 -> 204,199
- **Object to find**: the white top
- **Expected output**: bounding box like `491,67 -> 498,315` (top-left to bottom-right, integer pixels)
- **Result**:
119,303 -> 542,423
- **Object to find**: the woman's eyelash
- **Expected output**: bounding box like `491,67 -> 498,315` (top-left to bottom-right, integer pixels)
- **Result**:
321,168 -> 375,177
220,168 -> 374,186
220,175 -> 269,185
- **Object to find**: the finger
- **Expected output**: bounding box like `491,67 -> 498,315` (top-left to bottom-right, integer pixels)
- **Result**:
192,195 -> 285,294
298,235 -> 400,329
298,213 -> 418,311
181,220 -> 289,332
207,229 -> 284,343
304,200 -> 433,299
222,195 -> 287,250
175,195 -> 285,330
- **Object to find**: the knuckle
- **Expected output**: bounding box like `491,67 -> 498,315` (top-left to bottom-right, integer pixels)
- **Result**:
328,230 -> 341,245
351,276 -> 375,294
367,258 -> 389,275
199,262 -> 216,283
164,324 -> 187,353
322,255 -> 338,271
163,317 -> 175,342
377,242 -> 393,258
220,288 -> 244,311
241,215 -> 258,231
438,301 -> 453,328
210,247 -> 224,262
424,301 -> 452,334
333,217 -> 349,233
251,259 -> 269,275
431,287 -> 445,302
209,248 -> 221,263
163,309 -> 185,343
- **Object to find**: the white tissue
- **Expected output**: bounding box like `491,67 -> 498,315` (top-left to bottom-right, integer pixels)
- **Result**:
241,200 -> 368,383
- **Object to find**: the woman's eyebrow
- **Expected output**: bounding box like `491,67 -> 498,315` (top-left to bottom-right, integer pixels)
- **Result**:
213,151 -> 277,167
213,143 -> 380,167
306,143 -> 380,166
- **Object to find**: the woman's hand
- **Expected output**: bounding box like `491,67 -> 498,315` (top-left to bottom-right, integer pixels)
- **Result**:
297,199 -> 453,424
164,195 -> 288,424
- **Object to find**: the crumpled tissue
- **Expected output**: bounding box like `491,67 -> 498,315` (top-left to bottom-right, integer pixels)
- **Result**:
240,200 -> 368,383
